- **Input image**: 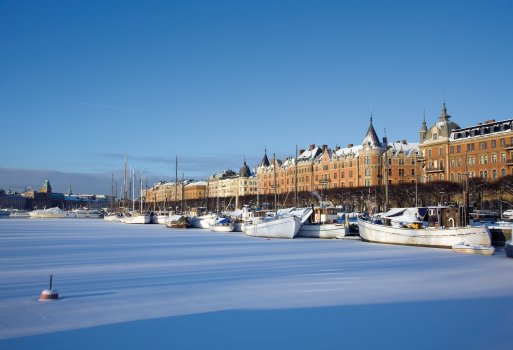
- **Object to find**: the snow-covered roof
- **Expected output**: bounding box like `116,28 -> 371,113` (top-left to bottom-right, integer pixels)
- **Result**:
387,142 -> 420,156
335,145 -> 363,157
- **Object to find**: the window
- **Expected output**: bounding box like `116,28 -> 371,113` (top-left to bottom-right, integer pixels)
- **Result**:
492,154 -> 497,163
428,149 -> 432,157
493,169 -> 497,179
388,169 -> 392,176
399,159 -> 404,165
450,146 -> 454,154
349,170 -> 353,177
365,168 -> 371,176
399,169 -> 405,176
492,140 -> 497,148
341,172 -> 345,178
323,165 -> 328,171
450,173 -> 454,181
457,145 -> 461,153
458,173 -> 462,181
502,168 -> 507,176
439,147 -> 443,156
457,158 -> 462,167
364,156 -> 370,164
501,138 -> 506,147
502,153 -> 507,162
433,133 -> 438,140
411,169 -> 415,176
333,164 -> 337,169
450,159 -> 455,168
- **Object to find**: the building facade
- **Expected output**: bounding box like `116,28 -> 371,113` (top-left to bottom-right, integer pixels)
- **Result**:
256,118 -> 420,195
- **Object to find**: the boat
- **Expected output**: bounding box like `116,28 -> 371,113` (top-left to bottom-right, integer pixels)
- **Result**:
123,211 -> 151,224
244,214 -> 302,239
452,243 -> 495,255
66,208 -> 103,218
29,207 -> 66,218
505,240 -> 513,258
8,209 -> 30,218
297,207 -> 349,238
150,212 -> 169,224
189,213 -> 215,228
0,209 -> 10,217
104,213 -> 122,222
210,216 -> 234,232
358,207 -> 492,248
469,209 -> 500,223
165,214 -> 190,229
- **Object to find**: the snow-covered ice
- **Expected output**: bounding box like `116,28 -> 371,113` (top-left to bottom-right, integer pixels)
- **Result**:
0,219 -> 512,349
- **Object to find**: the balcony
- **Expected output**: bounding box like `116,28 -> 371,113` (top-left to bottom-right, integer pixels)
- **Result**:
504,144 -> 513,150
506,159 -> 513,166
425,165 -> 445,173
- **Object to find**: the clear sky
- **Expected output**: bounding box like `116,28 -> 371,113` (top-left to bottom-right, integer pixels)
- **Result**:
1,0 -> 512,194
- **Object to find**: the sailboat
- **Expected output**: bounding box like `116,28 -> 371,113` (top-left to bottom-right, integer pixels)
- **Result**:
243,153 -> 302,239
123,169 -> 150,224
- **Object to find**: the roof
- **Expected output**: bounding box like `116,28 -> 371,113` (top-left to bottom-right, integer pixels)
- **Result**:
362,118 -> 382,149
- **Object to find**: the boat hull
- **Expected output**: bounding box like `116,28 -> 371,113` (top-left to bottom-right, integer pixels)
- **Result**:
358,218 -> 492,248
189,215 -> 213,229
150,215 -> 168,224
244,216 -> 301,239
210,223 -> 234,232
297,223 -> 349,239
123,214 -> 151,224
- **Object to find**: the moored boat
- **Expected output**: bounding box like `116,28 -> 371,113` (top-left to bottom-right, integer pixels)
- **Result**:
29,207 -> 66,218
66,208 -> 103,218
165,214 -> 190,229
210,216 -> 234,232
189,213 -> 215,229
123,211 -> 151,224
297,207 -> 349,238
358,207 -> 492,248
244,215 -> 302,239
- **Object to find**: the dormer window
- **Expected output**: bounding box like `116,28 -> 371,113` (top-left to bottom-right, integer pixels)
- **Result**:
433,133 -> 438,140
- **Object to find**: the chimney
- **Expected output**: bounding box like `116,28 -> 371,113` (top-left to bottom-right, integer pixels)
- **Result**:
322,144 -> 327,152
348,143 -> 353,148
299,149 -> 305,155
336,146 -> 341,151
309,144 -> 315,151
402,139 -> 407,145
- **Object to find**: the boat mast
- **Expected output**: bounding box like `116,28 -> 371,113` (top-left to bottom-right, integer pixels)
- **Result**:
181,172 -> 184,214
273,153 -> 278,215
295,145 -> 298,207
175,156 -> 178,213
123,156 -> 127,211
216,167 -> 220,213
132,168 -> 135,212
140,171 -> 143,212
111,173 -> 114,211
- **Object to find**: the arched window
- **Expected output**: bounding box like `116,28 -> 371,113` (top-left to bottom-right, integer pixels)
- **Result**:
450,173 -> 455,181
492,169 -> 497,179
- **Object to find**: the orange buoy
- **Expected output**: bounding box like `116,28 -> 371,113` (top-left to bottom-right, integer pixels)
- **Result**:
40,274 -> 59,301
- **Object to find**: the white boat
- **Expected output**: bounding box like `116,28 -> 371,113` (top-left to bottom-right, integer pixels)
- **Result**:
150,212 -> 169,224
123,212 -> 151,224
210,216 -> 234,232
29,207 -> 66,218
358,207 -> 492,248
505,240 -> 513,258
189,213 -> 215,229
66,208 -> 103,218
452,244 -> 495,255
104,213 -> 121,222
244,215 -> 302,239
0,209 -> 10,217
297,207 -> 349,238
8,209 -> 30,218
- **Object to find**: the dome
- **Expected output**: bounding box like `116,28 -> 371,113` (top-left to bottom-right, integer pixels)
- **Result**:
239,160 -> 251,177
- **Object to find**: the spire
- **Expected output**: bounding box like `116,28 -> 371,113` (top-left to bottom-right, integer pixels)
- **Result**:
438,102 -> 451,121
260,148 -> 270,167
362,114 -> 382,149
67,179 -> 73,195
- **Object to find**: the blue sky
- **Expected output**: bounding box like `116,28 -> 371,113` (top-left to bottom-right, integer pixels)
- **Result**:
1,0 -> 512,193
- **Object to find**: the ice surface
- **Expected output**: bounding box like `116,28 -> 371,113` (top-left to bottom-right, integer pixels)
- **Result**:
0,219 -> 512,349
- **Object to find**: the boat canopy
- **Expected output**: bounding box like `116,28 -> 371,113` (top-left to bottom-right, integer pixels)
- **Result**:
382,208 -> 428,224
277,207 -> 313,224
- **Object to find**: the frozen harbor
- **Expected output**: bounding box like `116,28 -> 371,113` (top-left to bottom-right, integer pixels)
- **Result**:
0,219 -> 512,349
